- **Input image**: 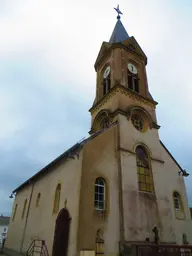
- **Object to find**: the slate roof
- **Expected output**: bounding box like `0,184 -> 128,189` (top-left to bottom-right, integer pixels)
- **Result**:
109,18 -> 129,43
0,216 -> 10,226
12,123 -> 185,195
12,141 -> 86,194
160,141 -> 183,171
12,123 -> 117,194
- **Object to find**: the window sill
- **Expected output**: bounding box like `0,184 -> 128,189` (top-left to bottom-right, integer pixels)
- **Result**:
94,209 -> 107,220
175,217 -> 185,220
139,191 -> 155,195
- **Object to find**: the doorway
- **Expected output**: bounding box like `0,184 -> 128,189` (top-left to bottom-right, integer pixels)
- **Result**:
52,208 -> 71,256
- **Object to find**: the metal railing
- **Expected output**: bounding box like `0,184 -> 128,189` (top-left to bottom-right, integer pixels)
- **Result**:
26,240 -> 49,256
135,243 -> 192,256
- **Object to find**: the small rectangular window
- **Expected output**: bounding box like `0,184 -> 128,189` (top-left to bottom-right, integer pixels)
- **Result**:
134,78 -> 139,93
107,78 -> 111,92
12,204 -> 18,222
103,80 -> 107,95
128,75 -> 133,90
174,199 -> 180,210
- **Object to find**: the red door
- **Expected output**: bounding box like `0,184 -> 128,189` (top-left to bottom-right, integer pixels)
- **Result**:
52,208 -> 71,256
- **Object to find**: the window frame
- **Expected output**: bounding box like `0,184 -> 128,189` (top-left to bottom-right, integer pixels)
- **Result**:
94,178 -> 106,211
136,146 -> 154,194
101,119 -> 110,129
53,183 -> 61,214
12,204 -> 18,222
36,193 -> 41,207
131,114 -> 144,131
127,70 -> 139,93
173,191 -> 181,210
103,70 -> 111,96
21,199 -> 27,220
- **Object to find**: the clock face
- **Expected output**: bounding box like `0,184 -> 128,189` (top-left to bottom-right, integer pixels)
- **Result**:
103,66 -> 110,78
128,63 -> 137,74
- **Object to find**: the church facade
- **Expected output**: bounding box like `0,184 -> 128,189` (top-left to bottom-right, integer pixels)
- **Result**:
4,12 -> 192,256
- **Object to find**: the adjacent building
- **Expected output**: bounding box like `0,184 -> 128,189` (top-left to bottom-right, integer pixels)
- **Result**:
0,215 -> 10,244
4,10 -> 192,256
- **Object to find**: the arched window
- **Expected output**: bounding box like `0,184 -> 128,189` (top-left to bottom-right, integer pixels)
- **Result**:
21,199 -> 27,219
103,66 -> 111,96
173,191 -> 185,219
128,71 -> 139,93
12,204 -> 18,222
36,193 -> 41,207
103,77 -> 111,96
53,183 -> 61,214
94,178 -> 106,211
173,192 -> 181,210
136,146 -> 154,193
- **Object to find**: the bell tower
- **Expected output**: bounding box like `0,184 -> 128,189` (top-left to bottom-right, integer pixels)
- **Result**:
89,8 -> 160,135
88,7 -> 164,244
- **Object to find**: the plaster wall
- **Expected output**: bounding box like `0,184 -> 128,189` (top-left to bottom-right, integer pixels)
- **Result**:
118,114 -> 192,244
77,126 -> 120,256
5,152 -> 83,256
5,185 -> 32,253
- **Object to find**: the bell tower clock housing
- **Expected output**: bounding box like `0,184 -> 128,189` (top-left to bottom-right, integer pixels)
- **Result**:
89,13 -> 160,135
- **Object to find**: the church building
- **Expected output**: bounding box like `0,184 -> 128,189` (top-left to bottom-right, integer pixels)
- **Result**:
4,8 -> 192,256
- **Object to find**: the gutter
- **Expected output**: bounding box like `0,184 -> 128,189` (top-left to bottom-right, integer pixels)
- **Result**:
116,121 -> 125,250
13,143 -> 82,194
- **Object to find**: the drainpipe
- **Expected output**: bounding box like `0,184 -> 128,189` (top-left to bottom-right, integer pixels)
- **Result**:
116,121 -> 125,252
20,180 -> 34,254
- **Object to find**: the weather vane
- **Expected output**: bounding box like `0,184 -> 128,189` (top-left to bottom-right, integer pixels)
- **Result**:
114,4 -> 123,19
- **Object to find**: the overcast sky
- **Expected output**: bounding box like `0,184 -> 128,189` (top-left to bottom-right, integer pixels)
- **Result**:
0,0 -> 192,215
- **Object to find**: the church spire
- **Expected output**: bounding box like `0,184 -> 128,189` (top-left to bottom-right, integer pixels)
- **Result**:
109,5 -> 129,43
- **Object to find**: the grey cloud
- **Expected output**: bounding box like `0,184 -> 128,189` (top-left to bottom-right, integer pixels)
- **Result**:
0,1 -> 192,215
0,55 -> 90,214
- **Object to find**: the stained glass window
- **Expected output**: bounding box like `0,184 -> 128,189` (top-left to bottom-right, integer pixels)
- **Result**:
131,114 -> 144,131
101,119 -> 110,129
136,146 -> 154,193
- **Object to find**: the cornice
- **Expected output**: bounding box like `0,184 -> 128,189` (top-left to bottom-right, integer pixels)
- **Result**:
89,84 -> 158,114
118,147 -> 164,164
89,107 -> 160,134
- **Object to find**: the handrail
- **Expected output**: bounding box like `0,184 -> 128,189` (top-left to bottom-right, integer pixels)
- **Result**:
26,239 -> 49,256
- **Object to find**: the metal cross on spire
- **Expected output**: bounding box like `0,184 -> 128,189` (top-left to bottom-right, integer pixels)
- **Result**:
114,4 -> 123,19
